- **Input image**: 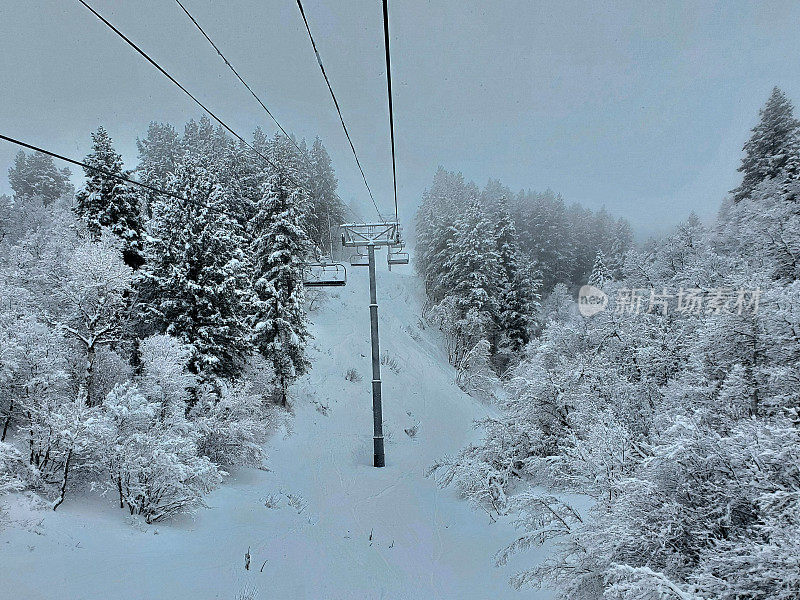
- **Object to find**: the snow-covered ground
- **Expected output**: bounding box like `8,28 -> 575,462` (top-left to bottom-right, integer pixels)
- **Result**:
0,260 -> 549,599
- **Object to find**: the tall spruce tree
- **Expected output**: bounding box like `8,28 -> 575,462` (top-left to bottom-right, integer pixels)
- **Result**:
588,250 -> 614,286
733,87 -> 800,201
443,196 -> 502,336
415,168 -> 470,302
308,138 -> 343,254
494,199 -> 539,365
251,170 -> 310,406
136,122 -> 183,216
268,134 -> 306,194
75,126 -> 144,268
141,157 -> 252,379
219,139 -> 261,231
182,116 -> 217,161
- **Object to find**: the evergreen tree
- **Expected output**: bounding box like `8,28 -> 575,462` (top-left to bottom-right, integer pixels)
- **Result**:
8,150 -> 71,204
252,126 -> 268,157
588,250 -> 614,286
136,122 -> 182,188
0,194 -> 13,241
136,121 -> 182,216
251,171 -> 310,406
182,116 -> 217,161
141,157 -> 252,379
75,126 -> 144,268
267,133 -> 305,194
415,168 -> 470,302
480,178 -> 513,213
308,138 -> 344,254
241,127 -> 272,221
608,218 -> 634,277
219,139 -> 261,231
733,86 -> 800,201
494,199 -> 539,364
443,197 -> 502,337
513,189 -> 575,292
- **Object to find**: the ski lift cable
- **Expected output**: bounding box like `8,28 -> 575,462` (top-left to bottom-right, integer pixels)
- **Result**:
294,0 -> 385,222
173,0 -> 302,156
0,133 -> 237,218
76,0 -> 312,198
170,0 -> 362,231
382,0 -> 399,224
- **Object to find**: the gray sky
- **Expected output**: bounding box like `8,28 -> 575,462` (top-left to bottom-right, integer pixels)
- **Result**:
3,1 -> 800,237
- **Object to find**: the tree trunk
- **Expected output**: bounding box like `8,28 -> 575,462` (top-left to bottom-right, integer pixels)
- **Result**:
27,411 -> 34,464
79,342 -> 97,406
1,398 -> 12,441
85,344 -> 96,405
53,447 -> 73,511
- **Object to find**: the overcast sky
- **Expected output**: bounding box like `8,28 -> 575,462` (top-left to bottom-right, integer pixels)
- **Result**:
3,1 -> 800,237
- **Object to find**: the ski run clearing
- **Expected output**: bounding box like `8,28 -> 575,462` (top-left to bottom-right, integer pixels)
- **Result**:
1,260 -> 550,600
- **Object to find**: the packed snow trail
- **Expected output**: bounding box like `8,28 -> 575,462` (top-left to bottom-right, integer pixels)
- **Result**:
1,262 -> 550,599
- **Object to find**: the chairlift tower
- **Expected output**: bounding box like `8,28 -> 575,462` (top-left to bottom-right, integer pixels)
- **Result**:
341,221 -> 403,467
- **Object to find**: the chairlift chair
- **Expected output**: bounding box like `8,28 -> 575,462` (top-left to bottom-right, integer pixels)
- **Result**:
387,243 -> 409,266
303,260 -> 347,287
349,247 -> 370,267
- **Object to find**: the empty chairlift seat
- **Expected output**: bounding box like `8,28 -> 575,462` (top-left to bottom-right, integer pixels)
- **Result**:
349,248 -> 370,267
303,262 -> 347,287
387,244 -> 409,265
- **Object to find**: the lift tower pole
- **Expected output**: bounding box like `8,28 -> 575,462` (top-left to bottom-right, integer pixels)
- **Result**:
341,222 -> 402,467
367,244 -> 384,467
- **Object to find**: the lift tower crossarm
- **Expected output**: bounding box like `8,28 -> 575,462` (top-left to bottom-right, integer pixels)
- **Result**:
341,222 -> 400,248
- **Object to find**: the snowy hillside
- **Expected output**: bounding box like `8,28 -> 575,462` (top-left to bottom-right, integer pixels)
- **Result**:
0,260 -> 549,600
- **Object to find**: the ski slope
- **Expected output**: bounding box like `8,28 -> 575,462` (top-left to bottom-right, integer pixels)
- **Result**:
0,261 -> 550,600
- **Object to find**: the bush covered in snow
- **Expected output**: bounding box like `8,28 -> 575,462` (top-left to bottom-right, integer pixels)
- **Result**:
0,442 -> 26,497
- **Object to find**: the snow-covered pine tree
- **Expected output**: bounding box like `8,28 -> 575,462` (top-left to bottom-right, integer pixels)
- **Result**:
480,178 -> 514,213
494,199 -> 540,367
252,126 -> 268,157
268,133 -> 321,244
441,196 -> 503,351
74,127 -> 144,268
220,139 -> 261,231
141,157 -> 253,380
251,170 -> 310,406
588,249 -> 614,286
136,121 -> 183,217
718,168 -> 800,281
733,86 -> 800,201
415,168 -> 470,303
308,138 -> 344,254
608,217 -> 634,277
8,150 -> 72,205
182,116 -> 217,162
268,133 -> 307,192
512,189 -> 576,292
237,126 -> 272,228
